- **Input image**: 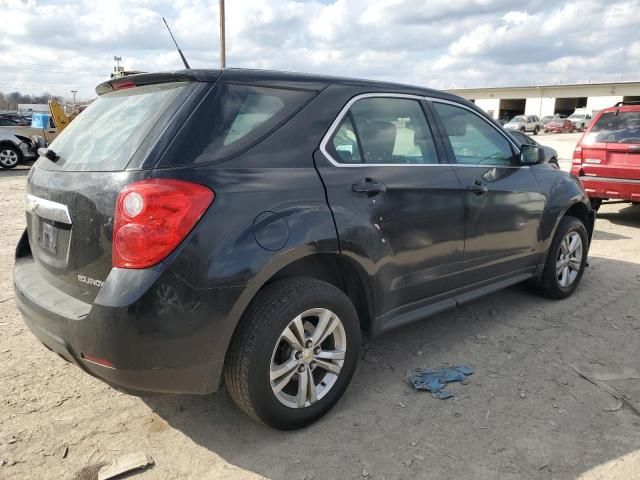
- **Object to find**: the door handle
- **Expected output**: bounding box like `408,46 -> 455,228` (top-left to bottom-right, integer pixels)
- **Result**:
466,181 -> 488,195
352,178 -> 387,196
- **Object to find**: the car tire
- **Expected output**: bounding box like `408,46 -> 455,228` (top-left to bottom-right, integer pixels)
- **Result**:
520,127 -> 526,133
590,198 -> 602,212
533,127 -> 539,135
0,145 -> 21,169
538,216 -> 588,299
224,277 -> 361,430
580,124 -> 585,132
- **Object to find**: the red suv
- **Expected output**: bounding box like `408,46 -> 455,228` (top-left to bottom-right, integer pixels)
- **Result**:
571,101 -> 640,210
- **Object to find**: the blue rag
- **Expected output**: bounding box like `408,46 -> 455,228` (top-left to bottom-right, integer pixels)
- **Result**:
407,365 -> 474,399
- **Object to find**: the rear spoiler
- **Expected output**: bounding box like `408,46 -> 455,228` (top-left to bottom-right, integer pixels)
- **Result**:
95,69 -> 222,95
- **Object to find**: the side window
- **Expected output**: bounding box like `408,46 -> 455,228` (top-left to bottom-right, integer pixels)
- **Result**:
433,102 -> 517,166
331,115 -> 361,164
329,97 -> 439,165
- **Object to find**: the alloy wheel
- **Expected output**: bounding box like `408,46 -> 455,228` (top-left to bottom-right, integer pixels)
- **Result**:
0,149 -> 19,167
556,231 -> 583,288
270,308 -> 347,409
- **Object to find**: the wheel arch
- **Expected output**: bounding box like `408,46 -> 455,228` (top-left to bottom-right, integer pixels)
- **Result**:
264,252 -> 376,335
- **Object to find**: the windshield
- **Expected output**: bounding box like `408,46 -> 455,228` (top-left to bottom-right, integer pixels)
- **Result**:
44,82 -> 188,171
510,116 -> 526,123
588,111 -> 640,144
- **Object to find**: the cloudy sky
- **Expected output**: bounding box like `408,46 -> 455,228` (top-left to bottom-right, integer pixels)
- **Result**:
1,0 -> 639,101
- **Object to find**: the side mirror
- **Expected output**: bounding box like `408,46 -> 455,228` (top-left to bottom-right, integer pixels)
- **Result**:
520,144 -> 544,165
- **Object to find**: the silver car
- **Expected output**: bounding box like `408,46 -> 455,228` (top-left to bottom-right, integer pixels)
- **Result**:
503,115 -> 540,135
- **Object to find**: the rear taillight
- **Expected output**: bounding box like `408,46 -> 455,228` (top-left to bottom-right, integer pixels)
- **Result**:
113,179 -> 214,269
572,145 -> 583,165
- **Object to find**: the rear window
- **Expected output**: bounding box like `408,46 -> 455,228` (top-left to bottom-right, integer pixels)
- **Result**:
158,83 -> 314,166
588,111 -> 640,144
44,82 -> 188,171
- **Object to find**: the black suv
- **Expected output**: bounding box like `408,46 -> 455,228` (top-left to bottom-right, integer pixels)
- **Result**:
14,69 -> 595,429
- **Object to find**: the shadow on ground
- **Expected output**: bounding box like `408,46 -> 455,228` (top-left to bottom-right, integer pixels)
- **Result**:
145,254 -> 640,479
0,167 -> 30,178
597,203 -> 640,228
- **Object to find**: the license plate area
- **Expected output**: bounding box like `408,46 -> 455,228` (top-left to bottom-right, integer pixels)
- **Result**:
40,221 -> 57,254
30,215 -> 73,268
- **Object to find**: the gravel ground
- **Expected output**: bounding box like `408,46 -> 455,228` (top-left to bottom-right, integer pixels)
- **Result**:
1,164 -> 639,480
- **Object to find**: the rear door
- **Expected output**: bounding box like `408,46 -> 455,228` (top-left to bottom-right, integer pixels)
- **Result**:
316,94 -> 465,321
581,109 -> 640,181
429,100 -> 545,286
24,81 -> 199,302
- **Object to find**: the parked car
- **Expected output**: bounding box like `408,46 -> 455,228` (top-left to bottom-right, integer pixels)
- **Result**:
507,130 -> 559,164
504,115 -> 540,135
544,118 -> 575,133
0,130 -> 40,169
0,113 -> 58,168
0,113 -> 31,126
14,69 -> 595,430
568,110 -> 593,132
539,114 -> 565,130
571,100 -> 640,210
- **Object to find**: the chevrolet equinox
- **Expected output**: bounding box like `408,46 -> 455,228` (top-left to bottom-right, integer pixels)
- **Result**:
14,69 -> 595,429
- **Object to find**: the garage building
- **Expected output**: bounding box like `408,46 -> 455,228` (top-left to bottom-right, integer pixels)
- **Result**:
447,81 -> 640,122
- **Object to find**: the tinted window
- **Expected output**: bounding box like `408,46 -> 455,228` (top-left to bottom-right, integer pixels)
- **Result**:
46,82 -> 188,171
588,111 -> 640,144
434,102 -> 516,166
330,97 -> 438,165
0,118 -> 19,126
161,83 -> 313,166
331,115 -> 361,164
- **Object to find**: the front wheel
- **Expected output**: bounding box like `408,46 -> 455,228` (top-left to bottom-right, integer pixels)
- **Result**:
0,145 -> 21,169
224,277 -> 360,430
539,216 -> 588,299
533,126 -> 539,135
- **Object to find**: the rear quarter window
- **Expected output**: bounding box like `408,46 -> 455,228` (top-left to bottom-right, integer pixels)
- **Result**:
158,83 -> 314,166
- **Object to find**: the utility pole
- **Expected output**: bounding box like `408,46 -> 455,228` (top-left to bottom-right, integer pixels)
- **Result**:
70,90 -> 77,108
219,0 -> 226,68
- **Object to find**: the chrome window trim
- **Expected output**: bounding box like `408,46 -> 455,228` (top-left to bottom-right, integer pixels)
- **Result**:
25,194 -> 72,225
319,92 -> 523,168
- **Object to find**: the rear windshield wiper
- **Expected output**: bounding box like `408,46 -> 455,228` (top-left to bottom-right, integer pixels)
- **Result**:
38,147 -> 59,162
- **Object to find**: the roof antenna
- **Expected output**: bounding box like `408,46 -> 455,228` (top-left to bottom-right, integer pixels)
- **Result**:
162,17 -> 191,69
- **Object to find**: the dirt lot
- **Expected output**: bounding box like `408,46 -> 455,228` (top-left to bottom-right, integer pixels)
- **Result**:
1,159 -> 640,480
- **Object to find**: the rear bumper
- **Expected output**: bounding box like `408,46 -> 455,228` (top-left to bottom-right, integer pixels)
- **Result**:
574,175 -> 640,202
14,256 -> 244,395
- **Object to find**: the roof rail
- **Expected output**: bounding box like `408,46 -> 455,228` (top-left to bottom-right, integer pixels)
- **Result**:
614,100 -> 640,107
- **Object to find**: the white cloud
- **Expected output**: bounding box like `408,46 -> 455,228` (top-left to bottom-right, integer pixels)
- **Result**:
0,0 -> 638,101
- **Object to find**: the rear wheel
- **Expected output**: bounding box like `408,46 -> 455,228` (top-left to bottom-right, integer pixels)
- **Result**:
539,216 -> 588,299
224,277 -> 360,430
0,145 -> 20,169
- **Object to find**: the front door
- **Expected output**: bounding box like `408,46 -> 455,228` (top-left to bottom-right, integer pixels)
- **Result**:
316,94 -> 466,322
429,101 -> 545,286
